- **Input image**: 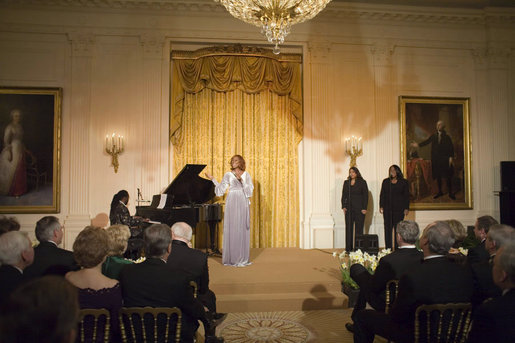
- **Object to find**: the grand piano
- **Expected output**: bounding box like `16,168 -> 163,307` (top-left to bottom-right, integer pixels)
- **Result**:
136,164 -> 222,251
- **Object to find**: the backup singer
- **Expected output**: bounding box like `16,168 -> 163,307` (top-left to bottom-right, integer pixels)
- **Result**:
379,165 -> 409,249
206,155 -> 254,267
341,167 -> 369,252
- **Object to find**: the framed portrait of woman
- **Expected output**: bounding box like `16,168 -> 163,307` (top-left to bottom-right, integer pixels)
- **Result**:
399,96 -> 472,210
0,87 -> 62,213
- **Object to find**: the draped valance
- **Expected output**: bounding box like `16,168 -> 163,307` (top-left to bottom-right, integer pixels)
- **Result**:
170,46 -> 303,145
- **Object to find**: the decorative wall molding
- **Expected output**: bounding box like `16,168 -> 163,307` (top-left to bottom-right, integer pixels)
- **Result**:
140,33 -> 166,57
1,0 -> 514,26
307,41 -> 332,63
68,32 -> 96,57
370,43 -> 395,66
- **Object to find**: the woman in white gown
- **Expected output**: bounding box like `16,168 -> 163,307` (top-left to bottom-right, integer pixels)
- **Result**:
206,155 -> 254,267
0,109 -> 27,196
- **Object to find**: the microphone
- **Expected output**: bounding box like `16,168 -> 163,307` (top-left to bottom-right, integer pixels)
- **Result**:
137,188 -> 142,199
390,174 -> 394,180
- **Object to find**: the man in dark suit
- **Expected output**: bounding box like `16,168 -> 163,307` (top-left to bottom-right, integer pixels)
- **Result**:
468,242 -> 515,343
346,220 -> 423,332
467,215 -> 498,265
412,119 -> 455,199
167,222 -> 226,322
0,231 -> 34,306
470,224 -> 514,307
353,221 -> 474,343
24,216 -> 77,278
120,224 -> 223,343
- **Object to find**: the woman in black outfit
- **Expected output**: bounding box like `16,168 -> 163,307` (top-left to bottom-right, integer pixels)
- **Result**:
379,165 -> 410,249
341,167 -> 369,252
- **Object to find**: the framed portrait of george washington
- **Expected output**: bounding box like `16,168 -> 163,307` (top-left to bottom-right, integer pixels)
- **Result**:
399,96 -> 472,210
0,87 -> 62,213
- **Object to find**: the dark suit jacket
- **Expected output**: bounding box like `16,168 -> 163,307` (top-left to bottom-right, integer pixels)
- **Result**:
467,240 -> 490,265
470,260 -> 502,307
390,256 -> 474,327
368,247 -> 423,311
341,178 -> 368,211
119,257 -> 208,343
0,265 -> 26,306
468,289 -> 515,343
167,240 -> 209,295
379,178 -> 409,212
24,241 -> 77,278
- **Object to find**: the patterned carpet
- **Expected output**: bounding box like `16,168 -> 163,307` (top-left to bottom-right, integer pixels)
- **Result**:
215,309 -> 355,343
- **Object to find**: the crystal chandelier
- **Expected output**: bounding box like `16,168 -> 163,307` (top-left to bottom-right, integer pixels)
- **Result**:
215,0 -> 332,54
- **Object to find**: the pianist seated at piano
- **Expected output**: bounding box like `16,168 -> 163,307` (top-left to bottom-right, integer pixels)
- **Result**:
109,190 -> 148,231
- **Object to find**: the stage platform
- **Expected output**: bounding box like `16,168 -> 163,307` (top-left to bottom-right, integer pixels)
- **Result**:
208,248 -> 348,313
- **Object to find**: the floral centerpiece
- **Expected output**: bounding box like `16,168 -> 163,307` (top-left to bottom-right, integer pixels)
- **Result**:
333,249 -> 392,290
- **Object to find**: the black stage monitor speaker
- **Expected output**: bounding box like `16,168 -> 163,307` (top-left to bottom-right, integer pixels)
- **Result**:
500,161 -> 515,191
355,234 -> 379,255
500,161 -> 515,227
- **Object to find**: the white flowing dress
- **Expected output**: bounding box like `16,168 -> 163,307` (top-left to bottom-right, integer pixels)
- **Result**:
212,171 -> 254,266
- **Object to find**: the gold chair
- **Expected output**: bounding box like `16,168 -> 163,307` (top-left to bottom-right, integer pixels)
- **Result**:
77,308 -> 110,343
189,280 -> 198,298
385,279 -> 399,314
414,302 -> 472,343
119,307 -> 182,343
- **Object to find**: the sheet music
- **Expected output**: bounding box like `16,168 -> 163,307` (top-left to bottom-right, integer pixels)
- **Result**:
157,194 -> 167,209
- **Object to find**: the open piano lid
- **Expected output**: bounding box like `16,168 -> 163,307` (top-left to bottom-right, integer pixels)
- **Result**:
160,164 -> 215,206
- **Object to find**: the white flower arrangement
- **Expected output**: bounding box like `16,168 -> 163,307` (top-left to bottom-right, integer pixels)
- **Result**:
131,256 -> 146,263
335,249 -> 392,289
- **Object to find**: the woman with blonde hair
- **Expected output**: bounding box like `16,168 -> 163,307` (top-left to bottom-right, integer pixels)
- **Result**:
65,226 -> 122,341
206,155 -> 254,267
446,219 -> 468,265
102,224 -> 134,280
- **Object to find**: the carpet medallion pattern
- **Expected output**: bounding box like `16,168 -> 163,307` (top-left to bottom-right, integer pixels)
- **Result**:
219,312 -> 311,342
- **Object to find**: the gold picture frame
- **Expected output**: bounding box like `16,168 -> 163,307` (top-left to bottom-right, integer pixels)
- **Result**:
0,87 -> 62,213
400,96 -> 472,210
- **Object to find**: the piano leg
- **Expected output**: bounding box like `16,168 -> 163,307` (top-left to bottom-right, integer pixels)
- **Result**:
207,220 -> 221,256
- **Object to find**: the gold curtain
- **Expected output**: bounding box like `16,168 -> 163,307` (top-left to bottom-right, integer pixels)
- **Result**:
170,46 -> 302,248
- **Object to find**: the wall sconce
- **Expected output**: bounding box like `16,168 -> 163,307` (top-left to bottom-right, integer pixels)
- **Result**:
345,136 -> 363,167
105,133 -> 124,173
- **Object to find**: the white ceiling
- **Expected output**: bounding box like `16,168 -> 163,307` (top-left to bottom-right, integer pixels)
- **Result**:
333,0 -> 514,8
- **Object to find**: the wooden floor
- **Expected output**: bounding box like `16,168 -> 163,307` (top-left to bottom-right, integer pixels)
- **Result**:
208,248 -> 348,313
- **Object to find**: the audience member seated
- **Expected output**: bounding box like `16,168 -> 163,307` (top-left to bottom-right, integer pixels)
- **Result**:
0,215 -> 20,236
24,216 -> 77,278
0,275 -> 79,343
446,219 -> 468,265
353,221 -> 474,343
167,222 -> 227,324
345,220 -> 423,333
0,231 -> 34,306
120,223 -> 224,343
468,241 -> 515,343
65,226 -> 122,342
470,224 -> 515,307
102,224 -> 133,280
468,215 -> 498,265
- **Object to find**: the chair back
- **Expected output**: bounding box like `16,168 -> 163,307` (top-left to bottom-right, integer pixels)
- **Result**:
189,280 -> 198,298
414,302 -> 472,343
77,308 -> 110,343
119,307 -> 182,343
385,279 -> 399,314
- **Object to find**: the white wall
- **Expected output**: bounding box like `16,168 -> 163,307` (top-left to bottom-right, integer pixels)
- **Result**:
0,1 -> 513,249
